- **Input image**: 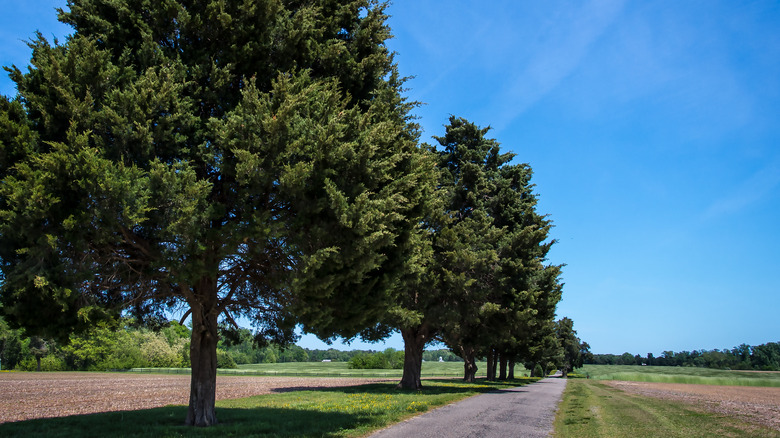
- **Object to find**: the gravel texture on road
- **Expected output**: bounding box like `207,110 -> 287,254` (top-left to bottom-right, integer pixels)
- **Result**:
0,372 -> 393,424
604,380 -> 780,431
369,377 -> 567,438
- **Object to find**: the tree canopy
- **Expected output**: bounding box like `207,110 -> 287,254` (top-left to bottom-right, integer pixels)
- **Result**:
432,117 -> 563,382
0,0 -> 430,426
382,116 -> 564,388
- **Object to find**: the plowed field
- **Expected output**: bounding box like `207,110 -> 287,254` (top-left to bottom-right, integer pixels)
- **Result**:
0,372 -> 393,424
605,380 -> 780,431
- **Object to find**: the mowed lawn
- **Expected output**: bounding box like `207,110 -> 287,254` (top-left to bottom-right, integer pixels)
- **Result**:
130,361 -> 500,378
555,365 -> 780,438
235,361 -> 497,377
580,364 -> 780,387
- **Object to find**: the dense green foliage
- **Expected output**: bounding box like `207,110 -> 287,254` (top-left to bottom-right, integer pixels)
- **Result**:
0,0 -> 433,426
0,0 -> 428,339
554,317 -> 590,377
1,317 -> 192,370
586,342 -> 780,371
347,348 -> 403,369
381,116 -> 566,388
1,316 -> 465,371
432,118 -> 564,382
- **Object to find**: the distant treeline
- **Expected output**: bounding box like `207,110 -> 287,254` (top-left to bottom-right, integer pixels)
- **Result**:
0,317 -> 461,371
585,342 -> 780,371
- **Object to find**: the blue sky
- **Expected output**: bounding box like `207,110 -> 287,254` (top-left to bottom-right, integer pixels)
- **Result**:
2,1 -> 779,355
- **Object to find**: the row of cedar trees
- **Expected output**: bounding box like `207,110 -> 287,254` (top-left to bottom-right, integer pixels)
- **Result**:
0,0 -> 570,427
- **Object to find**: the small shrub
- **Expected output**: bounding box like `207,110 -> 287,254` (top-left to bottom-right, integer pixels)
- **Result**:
40,354 -> 67,371
217,348 -> 237,369
16,357 -> 37,371
229,351 -> 252,365
533,363 -> 544,377
348,352 -> 387,369
139,332 -> 183,367
347,350 -> 404,370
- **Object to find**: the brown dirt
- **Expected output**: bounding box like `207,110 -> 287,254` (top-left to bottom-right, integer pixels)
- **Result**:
0,371 -> 394,424
604,380 -> 780,431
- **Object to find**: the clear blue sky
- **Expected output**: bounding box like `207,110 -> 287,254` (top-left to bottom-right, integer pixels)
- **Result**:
2,1 -> 779,355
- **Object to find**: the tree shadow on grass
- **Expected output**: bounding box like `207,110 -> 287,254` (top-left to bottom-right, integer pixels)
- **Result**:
275,377 -> 541,396
0,406 -> 365,438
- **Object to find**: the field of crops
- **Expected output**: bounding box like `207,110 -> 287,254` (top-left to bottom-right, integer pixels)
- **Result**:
581,364 -> 780,387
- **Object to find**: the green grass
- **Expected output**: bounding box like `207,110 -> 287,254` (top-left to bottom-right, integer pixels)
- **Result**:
129,361 -> 504,378
554,379 -> 780,438
580,364 -> 780,387
0,378 -> 538,438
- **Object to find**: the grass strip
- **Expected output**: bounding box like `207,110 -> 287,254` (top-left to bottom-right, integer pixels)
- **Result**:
592,372 -> 780,387
0,378 -> 537,438
554,379 -> 779,438
122,361 -> 504,379
581,365 -> 780,387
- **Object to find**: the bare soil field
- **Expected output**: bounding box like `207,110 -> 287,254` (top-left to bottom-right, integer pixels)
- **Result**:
605,380 -> 780,431
0,372 -> 394,424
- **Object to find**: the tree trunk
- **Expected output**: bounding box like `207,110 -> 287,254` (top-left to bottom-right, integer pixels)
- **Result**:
460,346 -> 477,382
498,353 -> 507,380
36,356 -> 41,372
508,359 -> 515,379
185,278 -> 220,427
397,325 -> 429,390
486,348 -> 495,381
562,361 -> 569,378
488,349 -> 499,380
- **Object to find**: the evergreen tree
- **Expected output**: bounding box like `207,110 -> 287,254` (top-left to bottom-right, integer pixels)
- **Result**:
0,0 -> 429,426
523,321 -> 562,376
430,117 -> 562,383
555,317 -> 581,377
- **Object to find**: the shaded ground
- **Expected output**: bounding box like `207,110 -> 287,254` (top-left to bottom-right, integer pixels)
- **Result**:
0,372 -> 393,424
604,380 -> 780,431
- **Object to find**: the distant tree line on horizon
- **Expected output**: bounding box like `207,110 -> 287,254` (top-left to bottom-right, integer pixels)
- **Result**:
0,316 -> 463,371
1,312 -> 577,373
585,342 -> 780,371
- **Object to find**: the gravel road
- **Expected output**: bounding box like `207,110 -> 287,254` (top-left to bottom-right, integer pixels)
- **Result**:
369,377 -> 567,438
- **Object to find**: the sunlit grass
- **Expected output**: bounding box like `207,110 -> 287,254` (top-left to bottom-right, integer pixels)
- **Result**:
129,360 -> 508,378
581,365 -> 780,387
